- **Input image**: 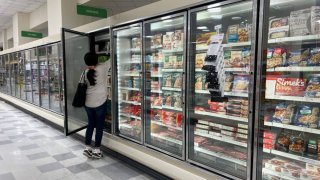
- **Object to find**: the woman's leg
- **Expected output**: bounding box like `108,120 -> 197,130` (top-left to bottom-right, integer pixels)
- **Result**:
85,107 -> 96,146
94,102 -> 107,148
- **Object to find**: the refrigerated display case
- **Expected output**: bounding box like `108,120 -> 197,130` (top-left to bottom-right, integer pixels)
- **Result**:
19,51 -> 26,100
187,1 -> 254,179
143,14 -> 186,157
256,0 -> 320,180
9,53 -> 17,97
4,54 -> 11,95
24,50 -> 33,102
0,55 -> 5,93
113,24 -> 143,142
38,46 -> 49,108
31,48 -> 40,105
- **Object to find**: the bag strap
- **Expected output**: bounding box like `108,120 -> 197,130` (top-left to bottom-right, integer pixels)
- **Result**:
79,70 -> 86,83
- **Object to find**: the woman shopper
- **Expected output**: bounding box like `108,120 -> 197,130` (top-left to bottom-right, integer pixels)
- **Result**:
82,52 -> 109,159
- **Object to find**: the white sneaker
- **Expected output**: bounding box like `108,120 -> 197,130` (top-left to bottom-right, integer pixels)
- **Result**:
92,148 -> 103,159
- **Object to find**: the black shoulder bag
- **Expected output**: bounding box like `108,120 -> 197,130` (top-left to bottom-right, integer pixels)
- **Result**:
72,71 -> 87,107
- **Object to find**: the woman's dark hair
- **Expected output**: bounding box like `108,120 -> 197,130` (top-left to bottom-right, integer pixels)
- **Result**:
84,52 -> 98,86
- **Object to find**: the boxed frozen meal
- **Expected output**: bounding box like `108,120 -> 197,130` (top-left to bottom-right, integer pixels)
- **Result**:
305,74 -> 320,98
227,24 -> 239,43
232,75 -> 250,93
223,50 -> 232,67
275,131 -> 291,152
306,163 -> 320,173
308,48 -> 320,66
281,162 -> 304,178
267,48 -> 287,69
196,53 -> 206,68
289,8 -> 311,36
173,55 -> 183,68
173,92 -> 183,108
268,17 -> 289,39
293,105 -> 319,128
226,50 -> 242,67
196,32 -> 215,45
195,73 -> 206,90
195,128 -> 208,134
263,131 -> 277,140
237,128 -> 248,134
238,123 -> 248,129
288,135 -> 305,154
307,140 -> 318,157
198,119 -> 209,125
311,6 -> 320,35
275,77 -> 306,97
164,56 -> 173,68
287,49 -> 311,66
242,48 -> 251,67
236,133 -> 248,141
163,91 -> 173,107
224,73 -> 233,92
152,34 -> 162,47
163,32 -> 174,50
209,122 -> 222,130
162,73 -> 173,87
238,24 -> 249,42
221,125 -> 237,132
271,103 -> 296,124
173,73 -> 183,88
172,30 -> 183,50
196,123 -> 210,130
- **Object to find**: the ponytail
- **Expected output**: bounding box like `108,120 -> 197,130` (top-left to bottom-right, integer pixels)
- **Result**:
87,69 -> 96,86
84,52 -> 98,86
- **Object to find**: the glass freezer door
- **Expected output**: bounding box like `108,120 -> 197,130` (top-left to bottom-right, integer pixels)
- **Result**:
113,24 -> 143,143
256,0 -> 320,180
24,50 -> 33,102
38,46 -> 49,109
144,13 -> 186,158
62,28 -> 90,135
187,1 -> 254,179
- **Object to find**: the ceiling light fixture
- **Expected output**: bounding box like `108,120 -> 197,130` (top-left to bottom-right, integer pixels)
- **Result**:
207,7 -> 221,13
163,19 -> 173,23
197,26 -> 208,30
161,16 -> 171,20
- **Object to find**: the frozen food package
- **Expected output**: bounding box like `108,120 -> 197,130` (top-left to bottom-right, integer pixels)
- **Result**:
242,48 -> 251,67
232,75 -> 250,93
289,135 -> 305,154
164,55 -> 173,69
294,105 -> 319,128
271,103 -> 295,124
268,17 -> 289,39
173,92 -> 183,108
270,17 -> 289,29
305,75 -> 320,98
172,30 -> 183,50
289,8 -> 311,36
229,50 -> 243,67
275,131 -> 291,152
132,38 -> 141,49
196,53 -> 206,68
173,55 -> 183,69
267,48 -> 286,69
173,73 -> 183,88
308,47 -> 320,66
223,50 -> 232,67
307,139 -> 318,156
238,24 -> 248,42
227,24 -> 239,43
275,77 -> 306,97
287,49 -> 310,66
152,34 -> 162,47
196,32 -> 215,45
163,91 -> 173,107
195,73 -> 206,90
311,6 -> 320,35
162,73 -> 173,87
163,32 -> 174,50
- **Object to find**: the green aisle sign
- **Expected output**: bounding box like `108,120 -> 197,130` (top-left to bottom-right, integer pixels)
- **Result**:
21,31 -> 43,38
77,5 -> 107,18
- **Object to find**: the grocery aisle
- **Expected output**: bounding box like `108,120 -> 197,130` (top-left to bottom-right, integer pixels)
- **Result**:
0,101 -> 155,180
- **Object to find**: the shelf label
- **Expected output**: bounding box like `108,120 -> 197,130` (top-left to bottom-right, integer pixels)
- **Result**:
77,5 -> 107,18
21,31 -> 43,38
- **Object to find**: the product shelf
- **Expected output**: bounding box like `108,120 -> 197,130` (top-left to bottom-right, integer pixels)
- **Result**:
268,34 -> 320,44
195,90 -> 210,94
264,122 -> 320,135
119,100 -> 141,106
131,48 -> 141,52
151,133 -> 183,145
150,90 -> 163,93
120,73 -> 140,77
151,105 -> 163,109
162,69 -> 184,72
151,73 -> 163,78
119,113 -> 142,120
263,148 -> 320,166
224,68 -> 248,72
194,131 -> 247,147
223,42 -> 251,48
266,66 -> 320,72
194,146 -> 247,166
194,110 -> 248,122
262,168 -> 296,180
265,95 -> 320,103
162,87 -> 182,91
119,87 -> 140,91
121,60 -> 141,64
162,49 -> 184,54
151,120 -> 182,131
162,106 -> 183,111
195,68 -> 206,72
224,92 -> 248,97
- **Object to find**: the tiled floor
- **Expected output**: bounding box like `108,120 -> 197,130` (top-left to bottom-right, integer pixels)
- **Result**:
0,101 -> 155,180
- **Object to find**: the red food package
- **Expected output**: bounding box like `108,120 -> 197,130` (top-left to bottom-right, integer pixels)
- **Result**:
264,138 -> 276,145
176,113 -> 183,127
264,131 -> 277,140
275,77 -> 306,96
263,143 -> 275,150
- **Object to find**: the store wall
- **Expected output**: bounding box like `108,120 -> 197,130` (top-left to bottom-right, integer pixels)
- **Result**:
47,0 -> 63,36
30,4 -> 48,30
6,27 -> 13,40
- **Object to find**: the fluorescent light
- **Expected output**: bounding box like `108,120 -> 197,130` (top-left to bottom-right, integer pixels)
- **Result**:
163,19 -> 173,23
207,3 -> 221,9
211,15 -> 222,19
232,17 -> 242,20
161,16 -> 171,20
197,26 -> 208,30
207,7 -> 221,13
317,20 -> 320,23
202,30 -> 209,32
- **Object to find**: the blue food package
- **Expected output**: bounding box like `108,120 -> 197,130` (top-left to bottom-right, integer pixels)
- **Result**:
305,75 -> 320,98
286,49 -> 310,66
232,75 -> 249,93
308,48 -> 320,66
293,105 -> 319,128
271,103 -> 295,124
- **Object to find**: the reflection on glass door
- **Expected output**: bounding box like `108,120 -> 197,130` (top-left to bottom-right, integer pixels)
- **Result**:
144,14 -> 186,158
19,51 -> 26,100
31,48 -> 40,105
187,1 -> 254,179
257,0 -> 320,179
5,55 -> 11,94
0,56 -> 5,93
25,50 -> 33,102
9,53 -> 16,97
114,24 -> 143,142
38,46 -> 49,109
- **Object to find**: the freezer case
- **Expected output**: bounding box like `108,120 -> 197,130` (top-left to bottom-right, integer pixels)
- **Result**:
143,13 -> 186,158
38,46 -> 49,109
256,0 -> 320,180
187,1 -> 254,179
113,24 -> 143,143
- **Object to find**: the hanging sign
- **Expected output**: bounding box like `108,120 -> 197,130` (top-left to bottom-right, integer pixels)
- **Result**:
21,31 -> 43,38
77,5 -> 107,18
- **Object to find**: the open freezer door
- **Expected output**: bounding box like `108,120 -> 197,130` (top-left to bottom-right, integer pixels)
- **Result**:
62,28 -> 90,136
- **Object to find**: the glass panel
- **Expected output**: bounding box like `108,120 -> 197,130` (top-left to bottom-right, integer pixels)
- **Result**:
257,0 -> 320,179
19,51 -> 26,100
48,44 -> 62,113
38,46 -> 49,108
0,56 -> 5,93
58,43 -> 65,114
187,2 -> 254,179
144,15 -> 185,157
94,32 -> 112,133
25,50 -> 33,102
63,31 -> 89,133
114,25 -> 142,142
31,48 -> 40,105
5,54 -> 11,94
9,53 -> 16,96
